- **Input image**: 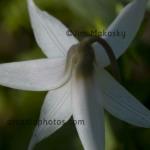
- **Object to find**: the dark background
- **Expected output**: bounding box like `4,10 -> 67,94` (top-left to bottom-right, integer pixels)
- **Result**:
0,0 -> 150,149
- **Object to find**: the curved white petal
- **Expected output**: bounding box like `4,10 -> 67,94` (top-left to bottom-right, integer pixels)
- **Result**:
93,0 -> 147,67
28,81 -> 72,150
27,0 -> 78,58
0,58 -> 69,91
96,68 -> 150,128
72,75 -> 105,150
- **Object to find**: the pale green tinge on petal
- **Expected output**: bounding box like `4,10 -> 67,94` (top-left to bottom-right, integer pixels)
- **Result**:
72,75 -> 105,150
93,0 -> 147,67
96,69 -> 150,128
28,81 -> 72,150
27,0 -> 78,58
0,58 -> 69,91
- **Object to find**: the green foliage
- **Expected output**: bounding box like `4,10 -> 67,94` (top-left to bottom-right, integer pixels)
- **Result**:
0,0 -> 150,150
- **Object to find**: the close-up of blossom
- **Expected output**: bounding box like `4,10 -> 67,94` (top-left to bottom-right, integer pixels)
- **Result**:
0,0 -> 150,150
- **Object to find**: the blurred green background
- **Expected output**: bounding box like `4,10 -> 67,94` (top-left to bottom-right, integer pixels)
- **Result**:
0,0 -> 150,150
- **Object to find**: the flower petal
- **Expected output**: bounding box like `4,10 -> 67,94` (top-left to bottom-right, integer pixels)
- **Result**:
72,75 -> 105,150
96,68 -> 150,128
93,0 -> 147,67
28,81 -> 72,150
0,58 -> 69,91
27,0 -> 78,58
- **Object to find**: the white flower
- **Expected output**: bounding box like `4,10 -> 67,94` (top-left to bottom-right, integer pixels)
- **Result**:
0,0 -> 149,150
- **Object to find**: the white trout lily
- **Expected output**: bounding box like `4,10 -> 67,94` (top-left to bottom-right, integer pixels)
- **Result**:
0,0 -> 149,150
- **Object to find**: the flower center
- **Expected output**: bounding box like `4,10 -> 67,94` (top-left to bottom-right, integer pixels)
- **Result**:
66,37 -> 121,81
66,38 -> 95,79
